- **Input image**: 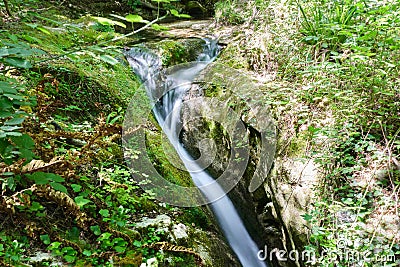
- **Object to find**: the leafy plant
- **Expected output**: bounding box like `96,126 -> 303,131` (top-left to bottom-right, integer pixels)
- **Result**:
298,0 -> 360,53
0,81 -> 36,165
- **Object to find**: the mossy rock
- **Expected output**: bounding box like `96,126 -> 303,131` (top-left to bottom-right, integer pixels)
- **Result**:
186,1 -> 207,18
32,59 -> 139,122
144,38 -> 206,66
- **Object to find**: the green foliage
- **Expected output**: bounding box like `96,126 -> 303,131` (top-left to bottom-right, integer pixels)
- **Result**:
215,0 -> 247,24
0,232 -> 28,265
298,0 -> 400,58
0,33 -> 45,68
298,0 -> 359,50
0,80 -> 36,165
216,0 -> 399,265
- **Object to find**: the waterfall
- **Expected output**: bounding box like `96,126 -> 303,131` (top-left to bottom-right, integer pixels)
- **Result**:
125,39 -> 268,267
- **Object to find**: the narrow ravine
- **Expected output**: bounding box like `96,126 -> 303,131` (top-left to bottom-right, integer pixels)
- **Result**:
125,39 -> 269,267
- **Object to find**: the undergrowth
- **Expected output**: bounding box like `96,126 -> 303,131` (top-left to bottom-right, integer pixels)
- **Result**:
0,2 -> 209,266
215,0 -> 399,266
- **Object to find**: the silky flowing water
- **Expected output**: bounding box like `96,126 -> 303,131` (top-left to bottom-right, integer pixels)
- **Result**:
125,39 -> 268,267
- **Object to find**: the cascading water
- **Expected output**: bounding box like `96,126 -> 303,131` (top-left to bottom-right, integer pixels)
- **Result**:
125,39 -> 268,267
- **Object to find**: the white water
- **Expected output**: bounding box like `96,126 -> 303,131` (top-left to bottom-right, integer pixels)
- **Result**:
126,39 -> 268,267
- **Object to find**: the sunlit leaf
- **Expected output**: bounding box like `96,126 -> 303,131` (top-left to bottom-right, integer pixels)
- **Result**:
151,23 -> 170,31
4,117 -> 25,125
99,209 -> 110,217
74,196 -> 91,208
92,16 -> 126,28
99,55 -> 119,65
37,27 -> 51,35
125,14 -> 145,23
50,182 -> 68,194
170,9 -> 191,18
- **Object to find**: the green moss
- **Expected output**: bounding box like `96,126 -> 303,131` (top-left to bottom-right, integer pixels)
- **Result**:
145,117 -> 194,188
281,133 -> 308,158
145,39 -> 205,66
25,58 -> 139,122
218,44 -> 249,69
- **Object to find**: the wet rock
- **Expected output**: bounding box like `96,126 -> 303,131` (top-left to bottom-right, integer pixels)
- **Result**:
135,214 -> 172,229
133,214 -> 239,266
173,223 -> 189,240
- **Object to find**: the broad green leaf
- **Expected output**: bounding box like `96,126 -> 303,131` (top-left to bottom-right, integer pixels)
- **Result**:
0,97 -> 13,110
46,173 -> 65,182
5,132 -> 22,137
18,148 -> 35,161
64,255 -> 75,263
99,209 -> 110,217
11,134 -> 34,149
90,225 -> 101,235
65,53 -> 80,62
25,23 -> 38,28
27,172 -> 64,185
71,184 -> 82,192
74,196 -> 91,208
0,48 -> 9,57
178,14 -> 191,19
0,125 -> 21,131
47,242 -> 61,250
151,23 -> 170,31
170,9 -> 191,18
50,182 -> 68,194
7,48 -> 33,57
27,172 -> 49,185
98,232 -> 112,240
4,117 -> 25,125
0,82 -> 18,94
114,246 -> 126,253
133,240 -> 141,247
92,16 -> 126,28
30,201 -> 43,212
170,9 -> 179,16
125,14 -> 145,23
0,112 -> 12,118
7,176 -> 15,190
82,250 -> 92,256
89,46 -> 105,53
3,57 -> 32,68
4,93 -> 26,100
21,34 -> 43,44
99,55 -> 119,65
37,27 -> 51,35
302,213 -> 313,222
40,234 -> 51,245
31,48 -> 46,55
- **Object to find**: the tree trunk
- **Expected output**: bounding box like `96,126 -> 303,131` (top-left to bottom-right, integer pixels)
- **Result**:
3,0 -> 12,17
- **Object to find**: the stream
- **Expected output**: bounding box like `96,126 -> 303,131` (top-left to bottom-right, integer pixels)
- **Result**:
125,39 -> 268,267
